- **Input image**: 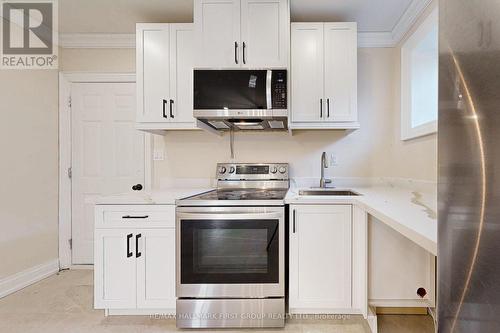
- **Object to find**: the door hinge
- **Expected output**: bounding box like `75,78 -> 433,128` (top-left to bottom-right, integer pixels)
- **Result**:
68,96 -> 72,108
69,238 -> 73,250
67,167 -> 72,179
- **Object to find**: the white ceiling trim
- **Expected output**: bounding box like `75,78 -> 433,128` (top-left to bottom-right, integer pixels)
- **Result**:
60,33 -> 136,48
60,0 -> 432,49
358,0 -> 432,47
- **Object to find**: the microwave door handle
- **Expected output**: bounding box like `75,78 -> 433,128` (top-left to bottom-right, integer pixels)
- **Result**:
266,70 -> 272,109
234,41 -> 239,64
177,212 -> 283,220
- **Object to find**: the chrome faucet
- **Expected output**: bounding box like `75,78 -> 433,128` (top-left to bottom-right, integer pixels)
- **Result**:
320,152 -> 332,188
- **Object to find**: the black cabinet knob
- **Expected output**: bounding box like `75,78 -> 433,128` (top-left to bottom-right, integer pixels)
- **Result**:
132,184 -> 143,191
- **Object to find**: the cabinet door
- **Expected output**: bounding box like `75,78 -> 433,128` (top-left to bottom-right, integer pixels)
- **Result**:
136,229 -> 176,310
169,24 -> 196,124
94,229 -> 137,309
240,0 -> 288,68
290,23 -> 324,123
289,205 -> 352,312
136,25 -> 170,122
323,23 -> 357,122
194,0 -> 241,68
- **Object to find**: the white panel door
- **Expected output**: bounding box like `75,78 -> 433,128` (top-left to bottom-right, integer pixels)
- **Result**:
94,229 -> 137,309
169,24 -> 196,124
136,229 -> 176,310
323,23 -> 357,122
72,83 -> 144,264
289,205 -> 352,312
240,0 -> 288,68
194,0 -> 241,68
137,25 -> 170,122
291,23 -> 324,122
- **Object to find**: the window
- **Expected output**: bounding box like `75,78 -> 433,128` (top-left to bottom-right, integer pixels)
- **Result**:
401,8 -> 438,140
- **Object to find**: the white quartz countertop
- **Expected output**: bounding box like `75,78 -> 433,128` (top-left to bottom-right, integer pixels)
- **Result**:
94,188 -> 213,205
285,184 -> 437,256
95,182 -> 437,256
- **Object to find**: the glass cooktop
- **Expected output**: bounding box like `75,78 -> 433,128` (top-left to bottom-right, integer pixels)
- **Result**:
188,189 -> 288,201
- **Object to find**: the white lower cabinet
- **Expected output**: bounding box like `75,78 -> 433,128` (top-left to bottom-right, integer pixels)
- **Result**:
289,205 -> 353,313
94,229 -> 137,309
136,229 -> 176,309
94,205 -> 176,313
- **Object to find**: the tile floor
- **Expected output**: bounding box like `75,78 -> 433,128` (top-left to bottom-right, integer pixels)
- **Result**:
0,270 -> 434,333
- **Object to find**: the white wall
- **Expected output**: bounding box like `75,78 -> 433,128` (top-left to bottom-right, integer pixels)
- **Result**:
59,45 -> 437,185
0,70 -> 59,279
153,47 -> 437,185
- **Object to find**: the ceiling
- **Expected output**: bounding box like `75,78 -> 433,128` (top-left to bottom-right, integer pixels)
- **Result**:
59,0 -> 415,34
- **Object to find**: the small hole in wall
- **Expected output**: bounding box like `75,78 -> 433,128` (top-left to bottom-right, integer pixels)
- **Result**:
417,287 -> 427,298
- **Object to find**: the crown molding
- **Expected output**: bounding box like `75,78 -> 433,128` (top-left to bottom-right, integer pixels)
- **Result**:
60,0 -> 433,49
60,33 -> 135,48
391,0 -> 433,44
358,0 -> 433,48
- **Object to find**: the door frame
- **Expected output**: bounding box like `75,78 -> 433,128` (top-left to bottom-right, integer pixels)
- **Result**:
58,72 -> 153,269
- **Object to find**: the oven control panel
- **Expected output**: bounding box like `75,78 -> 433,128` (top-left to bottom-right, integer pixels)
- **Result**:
217,163 -> 289,180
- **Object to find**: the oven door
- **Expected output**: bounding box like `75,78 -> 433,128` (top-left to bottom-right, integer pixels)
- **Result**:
176,206 -> 284,298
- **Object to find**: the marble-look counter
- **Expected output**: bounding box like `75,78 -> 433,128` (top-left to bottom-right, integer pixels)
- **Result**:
94,179 -> 437,256
285,182 -> 437,256
94,188 -> 213,205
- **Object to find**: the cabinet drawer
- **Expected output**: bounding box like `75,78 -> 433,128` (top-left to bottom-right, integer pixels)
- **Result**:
95,205 -> 175,229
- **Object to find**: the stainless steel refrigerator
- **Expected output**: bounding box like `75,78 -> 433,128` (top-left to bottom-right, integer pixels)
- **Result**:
439,0 -> 500,331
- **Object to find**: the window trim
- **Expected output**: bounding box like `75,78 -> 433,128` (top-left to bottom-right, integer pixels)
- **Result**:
401,7 -> 438,141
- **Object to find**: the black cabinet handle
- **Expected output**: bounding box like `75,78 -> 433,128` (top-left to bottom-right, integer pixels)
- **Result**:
293,209 -> 296,233
327,98 -> 330,118
122,215 -> 149,219
320,99 -> 323,118
170,99 -> 174,118
242,42 -> 246,64
126,233 -> 133,258
234,41 -> 238,64
132,184 -> 143,191
135,234 -> 142,258
162,99 -> 168,118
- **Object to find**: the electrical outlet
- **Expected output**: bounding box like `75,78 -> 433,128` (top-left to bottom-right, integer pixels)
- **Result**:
330,154 -> 338,166
153,149 -> 165,161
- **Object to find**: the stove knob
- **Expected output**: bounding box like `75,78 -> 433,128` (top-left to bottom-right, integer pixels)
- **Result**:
219,166 -> 227,174
279,166 -> 287,174
229,166 -> 235,174
270,166 -> 278,174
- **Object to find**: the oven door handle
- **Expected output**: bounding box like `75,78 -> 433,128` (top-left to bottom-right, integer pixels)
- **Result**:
177,212 -> 283,220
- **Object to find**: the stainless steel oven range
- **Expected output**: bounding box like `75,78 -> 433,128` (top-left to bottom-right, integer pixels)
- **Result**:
175,163 -> 289,328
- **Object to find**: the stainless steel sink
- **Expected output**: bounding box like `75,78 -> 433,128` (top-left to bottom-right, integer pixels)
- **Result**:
299,189 -> 360,196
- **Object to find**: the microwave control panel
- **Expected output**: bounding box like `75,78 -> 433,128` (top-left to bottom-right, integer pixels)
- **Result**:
271,70 -> 287,109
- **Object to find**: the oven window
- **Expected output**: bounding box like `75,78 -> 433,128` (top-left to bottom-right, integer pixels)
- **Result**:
193,70 -> 268,109
181,219 -> 279,284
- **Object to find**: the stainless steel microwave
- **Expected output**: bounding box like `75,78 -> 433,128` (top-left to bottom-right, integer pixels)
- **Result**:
193,69 -> 287,131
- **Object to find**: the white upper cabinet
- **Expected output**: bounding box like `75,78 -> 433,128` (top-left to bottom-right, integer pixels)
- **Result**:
323,23 -> 357,122
194,0 -> 289,68
240,0 -> 288,67
137,25 -> 170,123
291,22 -> 358,129
290,23 -> 324,122
169,24 -> 196,124
136,23 -> 197,130
194,0 -> 241,68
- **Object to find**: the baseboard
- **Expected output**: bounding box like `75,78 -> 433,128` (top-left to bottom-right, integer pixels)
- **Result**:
107,308 -> 176,316
0,259 -> 59,298
376,307 -> 428,315
369,299 -> 432,308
